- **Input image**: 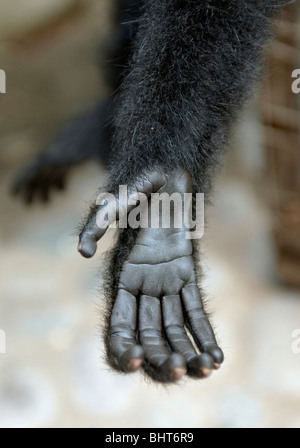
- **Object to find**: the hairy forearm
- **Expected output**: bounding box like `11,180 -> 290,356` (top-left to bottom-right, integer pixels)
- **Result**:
107,0 -> 285,193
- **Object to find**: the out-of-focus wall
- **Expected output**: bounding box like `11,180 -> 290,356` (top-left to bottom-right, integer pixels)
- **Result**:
0,0 -> 79,40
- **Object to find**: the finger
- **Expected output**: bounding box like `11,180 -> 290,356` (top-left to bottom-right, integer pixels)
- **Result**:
109,289 -> 144,372
162,295 -> 214,378
11,173 -> 32,201
54,173 -> 66,191
77,192 -> 138,259
24,182 -> 37,205
188,353 -> 215,378
139,295 -> 186,383
13,175 -> 40,204
11,177 -> 22,196
78,197 -> 114,258
39,184 -> 50,203
78,171 -> 167,259
182,285 -> 224,368
12,161 -> 38,196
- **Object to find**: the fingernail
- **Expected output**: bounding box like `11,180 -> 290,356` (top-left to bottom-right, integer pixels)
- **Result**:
170,367 -> 186,382
77,237 -> 97,258
201,368 -> 213,378
128,358 -> 143,371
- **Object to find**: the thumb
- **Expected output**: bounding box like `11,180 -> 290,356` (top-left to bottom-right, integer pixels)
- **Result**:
78,169 -> 167,258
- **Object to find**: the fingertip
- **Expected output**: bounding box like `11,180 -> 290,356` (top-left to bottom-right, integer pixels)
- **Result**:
205,345 -> 224,367
11,183 -> 19,196
161,353 -> 186,383
120,346 -> 144,372
78,235 -> 97,259
188,354 -> 214,379
55,176 -> 66,191
128,358 -> 143,371
169,353 -> 187,382
25,193 -> 34,205
170,366 -> 186,382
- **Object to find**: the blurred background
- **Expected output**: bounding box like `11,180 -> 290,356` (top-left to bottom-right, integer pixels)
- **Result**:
0,0 -> 299,428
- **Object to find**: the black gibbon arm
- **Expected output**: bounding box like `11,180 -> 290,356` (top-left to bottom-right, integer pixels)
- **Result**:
13,0 -> 285,383
79,0 -> 285,383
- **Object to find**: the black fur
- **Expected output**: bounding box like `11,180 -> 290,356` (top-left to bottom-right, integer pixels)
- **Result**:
99,0 -> 287,381
106,0 -> 286,195
14,0 -> 287,383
